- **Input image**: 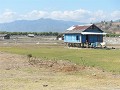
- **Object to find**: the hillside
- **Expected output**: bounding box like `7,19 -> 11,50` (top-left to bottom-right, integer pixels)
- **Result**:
0,18 -> 83,32
96,20 -> 120,34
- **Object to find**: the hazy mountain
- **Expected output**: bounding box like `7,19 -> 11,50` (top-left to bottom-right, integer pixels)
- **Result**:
0,18 -> 84,32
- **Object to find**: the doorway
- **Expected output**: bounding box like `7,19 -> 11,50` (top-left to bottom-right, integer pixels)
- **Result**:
86,35 -> 89,42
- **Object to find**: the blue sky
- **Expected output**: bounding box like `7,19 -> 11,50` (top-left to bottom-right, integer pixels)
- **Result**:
0,0 -> 120,23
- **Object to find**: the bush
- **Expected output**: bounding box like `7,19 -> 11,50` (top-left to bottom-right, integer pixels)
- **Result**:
27,54 -> 32,61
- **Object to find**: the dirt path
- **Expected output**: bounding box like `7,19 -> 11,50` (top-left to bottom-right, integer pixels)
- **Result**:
0,52 -> 120,90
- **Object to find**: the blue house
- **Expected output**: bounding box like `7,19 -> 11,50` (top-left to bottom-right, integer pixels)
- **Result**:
63,24 -> 106,47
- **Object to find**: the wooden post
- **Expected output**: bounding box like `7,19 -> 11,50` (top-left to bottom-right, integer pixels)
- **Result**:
79,43 -> 81,48
82,43 -> 84,48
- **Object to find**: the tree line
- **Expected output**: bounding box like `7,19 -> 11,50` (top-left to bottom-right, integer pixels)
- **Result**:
0,31 -> 120,37
0,31 -> 59,36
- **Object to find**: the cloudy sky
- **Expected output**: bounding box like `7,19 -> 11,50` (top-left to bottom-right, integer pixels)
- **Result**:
0,0 -> 120,23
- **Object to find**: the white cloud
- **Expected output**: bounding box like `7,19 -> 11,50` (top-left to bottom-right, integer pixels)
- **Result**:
89,10 -> 108,22
50,9 -> 91,22
0,9 -> 120,23
20,10 -> 48,20
0,9 -> 17,23
111,10 -> 120,20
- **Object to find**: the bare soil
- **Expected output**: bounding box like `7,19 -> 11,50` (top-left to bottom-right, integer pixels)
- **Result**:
0,52 -> 120,90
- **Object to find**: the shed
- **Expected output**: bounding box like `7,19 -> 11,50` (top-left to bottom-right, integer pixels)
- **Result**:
28,34 -> 35,37
0,34 -> 10,39
63,24 -> 106,48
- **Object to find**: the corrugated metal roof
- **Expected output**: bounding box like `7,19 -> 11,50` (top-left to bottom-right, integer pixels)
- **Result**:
67,26 -> 75,30
64,30 -> 83,34
63,24 -> 104,34
73,25 -> 89,30
67,24 -> 92,31
64,24 -> 92,34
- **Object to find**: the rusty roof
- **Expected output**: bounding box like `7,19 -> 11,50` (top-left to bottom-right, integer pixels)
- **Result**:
64,24 -> 92,34
64,24 -> 104,34
73,25 -> 90,30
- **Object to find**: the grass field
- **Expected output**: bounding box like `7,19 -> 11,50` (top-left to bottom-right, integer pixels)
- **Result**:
0,44 -> 120,73
0,43 -> 120,90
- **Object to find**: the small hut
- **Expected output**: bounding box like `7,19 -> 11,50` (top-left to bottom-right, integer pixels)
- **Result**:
28,34 -> 35,37
0,34 -> 10,39
63,24 -> 106,48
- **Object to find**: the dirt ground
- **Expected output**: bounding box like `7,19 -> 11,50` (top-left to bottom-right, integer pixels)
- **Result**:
0,52 -> 120,90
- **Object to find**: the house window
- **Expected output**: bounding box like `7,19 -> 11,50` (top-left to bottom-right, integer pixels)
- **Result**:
76,36 -> 79,40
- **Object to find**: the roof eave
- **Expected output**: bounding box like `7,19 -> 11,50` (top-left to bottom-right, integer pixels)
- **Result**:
81,32 -> 107,35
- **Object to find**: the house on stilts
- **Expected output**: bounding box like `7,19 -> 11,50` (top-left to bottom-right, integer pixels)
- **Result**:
63,24 -> 106,48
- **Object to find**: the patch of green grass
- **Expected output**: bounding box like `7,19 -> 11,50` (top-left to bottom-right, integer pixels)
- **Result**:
0,44 -> 120,73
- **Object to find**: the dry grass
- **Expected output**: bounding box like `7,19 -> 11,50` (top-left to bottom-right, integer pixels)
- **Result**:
0,44 -> 120,73
0,52 -> 120,90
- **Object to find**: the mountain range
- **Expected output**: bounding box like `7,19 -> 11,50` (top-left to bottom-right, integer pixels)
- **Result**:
0,18 -> 120,33
0,18 -> 84,32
